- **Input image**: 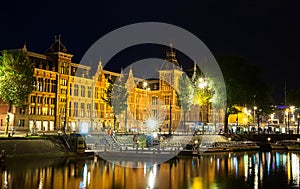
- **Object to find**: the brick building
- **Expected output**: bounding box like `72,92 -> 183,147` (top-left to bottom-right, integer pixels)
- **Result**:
0,37 -> 218,133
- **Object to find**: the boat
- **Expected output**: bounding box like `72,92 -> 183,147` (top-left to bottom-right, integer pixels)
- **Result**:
198,141 -> 232,153
286,141 -> 300,151
178,149 -> 199,156
230,141 -> 260,151
198,140 -> 260,154
270,140 -> 297,151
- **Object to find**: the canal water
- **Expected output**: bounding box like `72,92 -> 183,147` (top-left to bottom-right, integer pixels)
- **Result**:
1,151 -> 300,189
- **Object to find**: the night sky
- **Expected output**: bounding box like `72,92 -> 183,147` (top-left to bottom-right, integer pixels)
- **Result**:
1,0 -> 299,104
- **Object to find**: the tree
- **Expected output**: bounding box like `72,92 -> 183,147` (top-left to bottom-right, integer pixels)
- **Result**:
0,50 -> 35,134
102,77 -> 129,131
178,74 -> 194,133
216,55 -> 273,133
287,88 -> 300,107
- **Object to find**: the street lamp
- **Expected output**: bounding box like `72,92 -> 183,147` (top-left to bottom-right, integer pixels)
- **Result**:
297,114 -> 300,134
198,77 -> 208,89
285,108 -> 290,134
253,106 -> 257,125
198,77 -> 208,134
143,81 -> 148,89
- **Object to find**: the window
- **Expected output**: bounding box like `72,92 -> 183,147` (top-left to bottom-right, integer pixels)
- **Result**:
44,97 -> 49,104
88,86 -> 92,98
100,88 -> 104,98
33,78 -> 36,90
19,106 -> 26,114
60,108 -> 65,115
60,98 -> 67,103
95,87 -> 99,99
87,103 -> 91,117
42,107 -> 48,115
37,96 -> 43,104
70,84 -> 72,96
45,79 -> 50,92
30,106 -> 35,114
61,89 -> 67,94
50,107 -> 55,116
60,62 -> 69,74
51,98 -> 56,105
37,106 -> 42,115
152,109 -> 158,117
37,78 -> 43,91
60,79 -> 67,86
18,119 -> 25,127
74,102 -> 78,117
94,103 -> 99,117
81,86 -> 85,97
164,95 -> 170,105
80,103 -> 85,117
100,103 -> 104,118
152,96 -> 158,105
74,84 -> 79,96
31,96 -> 36,103
51,80 -> 56,93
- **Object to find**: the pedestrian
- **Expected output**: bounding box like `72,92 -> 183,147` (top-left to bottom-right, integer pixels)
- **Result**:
133,134 -> 138,148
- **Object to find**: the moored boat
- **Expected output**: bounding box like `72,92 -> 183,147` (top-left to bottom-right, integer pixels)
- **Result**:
230,141 -> 260,151
270,140 -> 297,151
199,140 -> 260,154
199,141 -> 232,153
286,141 -> 300,151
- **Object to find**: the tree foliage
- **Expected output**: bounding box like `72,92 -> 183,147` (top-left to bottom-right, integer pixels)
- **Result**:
0,50 -> 35,112
287,88 -> 300,107
216,55 -> 273,132
178,74 -> 194,132
178,75 -> 194,113
102,76 -> 128,130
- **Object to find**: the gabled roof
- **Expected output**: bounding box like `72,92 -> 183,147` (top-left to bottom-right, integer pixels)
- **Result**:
44,35 -> 70,54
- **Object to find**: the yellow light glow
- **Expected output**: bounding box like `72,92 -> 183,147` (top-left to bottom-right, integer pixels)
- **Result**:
143,81 -> 148,88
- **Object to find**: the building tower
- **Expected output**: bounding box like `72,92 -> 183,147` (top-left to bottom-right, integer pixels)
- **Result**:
158,43 -> 183,133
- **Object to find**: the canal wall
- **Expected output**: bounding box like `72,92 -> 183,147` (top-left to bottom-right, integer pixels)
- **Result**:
223,133 -> 300,143
0,137 -> 71,157
222,133 -> 300,151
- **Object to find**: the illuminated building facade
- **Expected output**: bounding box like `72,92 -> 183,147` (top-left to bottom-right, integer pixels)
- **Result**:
0,37 -> 217,132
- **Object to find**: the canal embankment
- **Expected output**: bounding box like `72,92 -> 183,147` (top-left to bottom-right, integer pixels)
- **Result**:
0,136 -> 73,158
222,133 -> 300,151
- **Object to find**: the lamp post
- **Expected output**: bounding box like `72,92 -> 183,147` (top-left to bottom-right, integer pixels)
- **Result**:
297,114 -> 300,134
5,114 -> 10,135
253,106 -> 257,125
285,108 -> 289,134
169,99 -> 172,135
198,77 -> 208,134
290,106 -> 295,134
143,81 -> 151,132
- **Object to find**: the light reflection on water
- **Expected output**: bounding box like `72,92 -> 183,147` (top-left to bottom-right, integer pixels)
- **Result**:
0,151 -> 299,189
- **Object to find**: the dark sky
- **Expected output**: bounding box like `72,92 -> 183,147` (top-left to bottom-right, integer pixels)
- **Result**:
1,0 -> 299,104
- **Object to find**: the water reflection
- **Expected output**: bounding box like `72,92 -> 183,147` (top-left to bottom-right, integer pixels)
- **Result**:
0,151 -> 300,189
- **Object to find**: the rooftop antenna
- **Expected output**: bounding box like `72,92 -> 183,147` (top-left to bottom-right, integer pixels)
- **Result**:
284,80 -> 287,105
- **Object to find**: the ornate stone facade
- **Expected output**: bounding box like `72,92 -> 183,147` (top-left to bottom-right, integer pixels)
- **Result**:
1,37 -> 219,133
